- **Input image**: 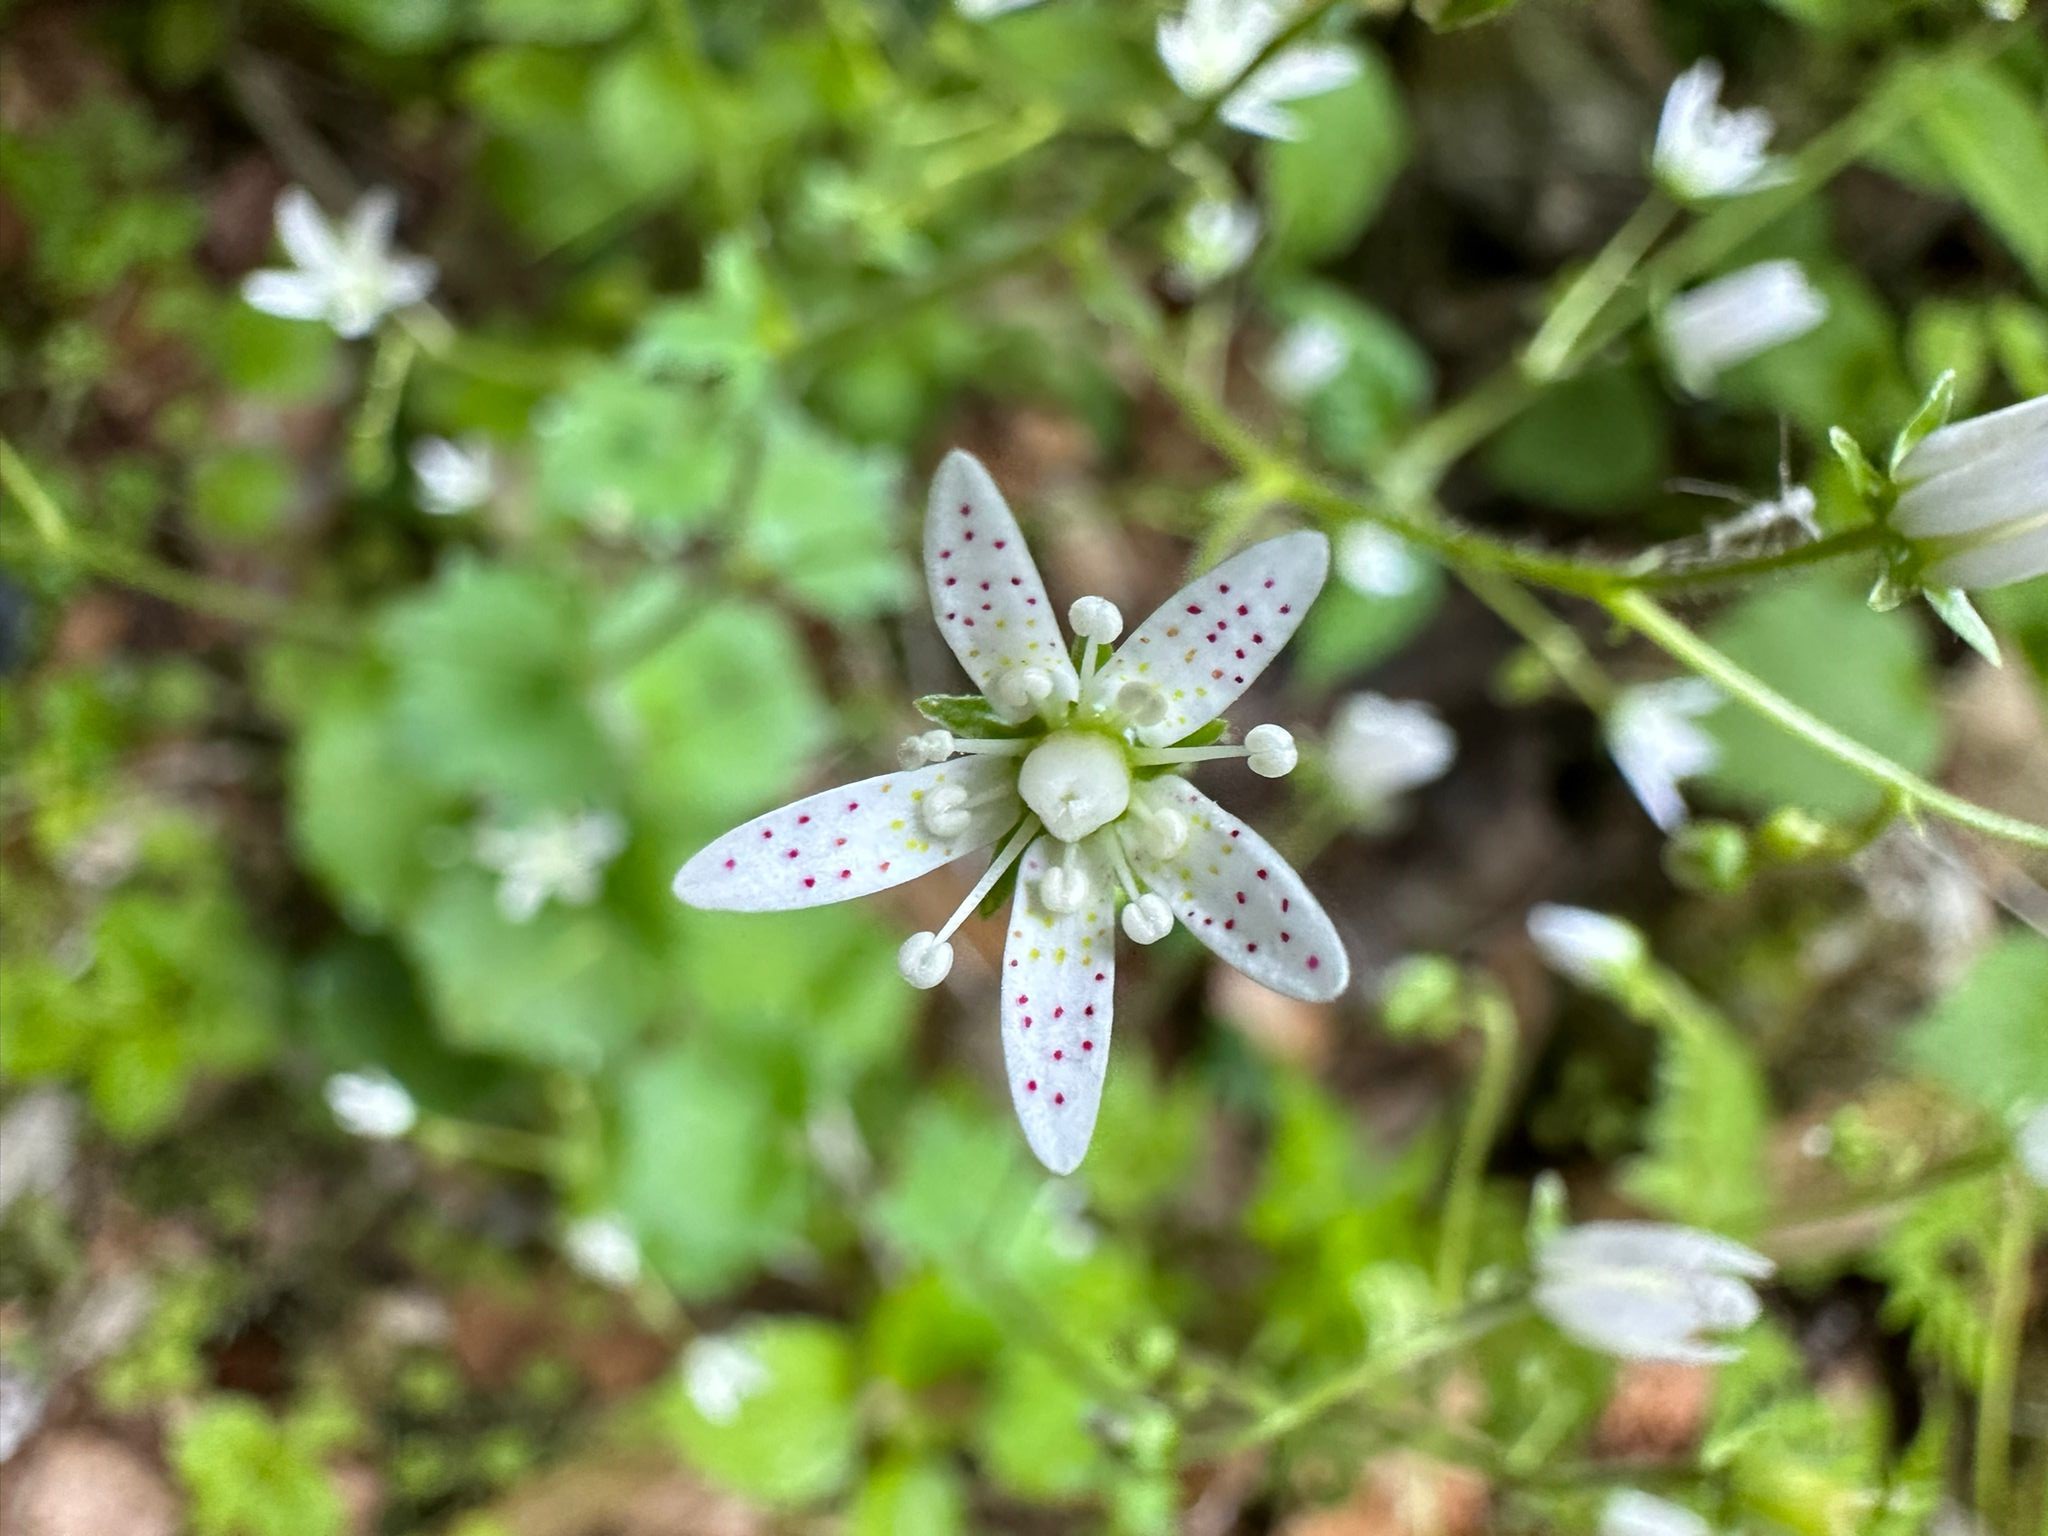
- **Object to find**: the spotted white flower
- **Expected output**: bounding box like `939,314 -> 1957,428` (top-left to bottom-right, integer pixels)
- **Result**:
682,1335 -> 771,1425
676,451 -> 1349,1174
241,186 -> 436,340
1325,693 -> 1455,815
1651,60 -> 1789,203
410,435 -> 496,516
1605,678 -> 1722,832
1335,522 -> 1424,597
1158,0 -> 1361,141
1660,260 -> 1828,397
1603,1489 -> 1713,1536
2019,1104 -> 2048,1188
475,810 -> 626,924
1170,196 -> 1262,293
1265,316 -> 1351,400
324,1069 -> 418,1140
1526,903 -> 1645,989
563,1213 -> 643,1288
1890,392 -> 2048,591
956,0 -> 1045,14
1536,1220 -> 1774,1364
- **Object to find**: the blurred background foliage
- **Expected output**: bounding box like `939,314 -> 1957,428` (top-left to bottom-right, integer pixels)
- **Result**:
2,0 -> 2047,1532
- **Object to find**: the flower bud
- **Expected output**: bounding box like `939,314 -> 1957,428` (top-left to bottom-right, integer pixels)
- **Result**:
1662,819 -> 1751,894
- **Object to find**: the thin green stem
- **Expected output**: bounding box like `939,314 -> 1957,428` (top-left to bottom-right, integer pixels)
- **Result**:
1523,196 -> 1677,382
1626,523 -> 1886,592
1974,1171 -> 2033,1527
1436,989 -> 1520,1306
1607,590 -> 2048,850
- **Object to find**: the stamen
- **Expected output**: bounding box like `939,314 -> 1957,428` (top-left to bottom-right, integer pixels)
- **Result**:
896,816 -> 1041,988
1124,784 -> 1190,859
1130,724 -> 1298,778
938,819 -> 1040,943
920,779 -> 1014,839
1039,841 -> 1090,913
898,729 -> 954,768
897,932 -> 953,989
1103,826 -> 1175,945
1114,680 -> 1168,730
1069,596 -> 1124,707
993,667 -> 1054,719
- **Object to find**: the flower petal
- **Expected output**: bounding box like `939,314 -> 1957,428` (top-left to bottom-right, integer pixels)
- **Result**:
1091,530 -> 1328,748
1128,780 -> 1348,1001
1545,1221 -> 1774,1280
1898,392 -> 2048,487
1001,836 -> 1117,1175
241,269 -> 332,321
275,186 -> 339,271
344,187 -> 401,260
924,451 -> 1080,721
674,757 -> 1019,911
1925,518 -> 2048,590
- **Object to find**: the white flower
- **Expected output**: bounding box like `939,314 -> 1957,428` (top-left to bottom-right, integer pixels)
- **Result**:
475,810 -> 627,924
410,436 -> 496,516
1265,316 -> 1350,400
675,450 -> 1350,1175
1325,693 -> 1455,813
0,1090 -> 77,1217
241,186 -> 436,340
1170,196 -> 1262,293
324,1070 -> 418,1140
1890,392 -> 2048,591
1536,1220 -> 1774,1364
1603,1489 -> 1713,1536
564,1213 -> 643,1288
1526,903 -> 1645,989
1652,61 -> 1788,203
682,1335 -> 770,1425
0,1365 -> 45,1464
1605,678 -> 1722,831
1335,522 -> 1424,597
1157,0 -> 1361,141
956,0 -> 1045,14
1660,260 -> 1828,396
2019,1104 -> 2048,1188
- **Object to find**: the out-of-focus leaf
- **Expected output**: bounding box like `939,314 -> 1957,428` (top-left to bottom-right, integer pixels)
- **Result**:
1414,0 -> 1523,30
1919,60 -> 2048,292
190,447 -> 292,543
1262,47 -> 1407,264
662,1319 -> 857,1504
589,43 -> 700,197
474,0 -> 641,44
1906,931 -> 2048,1114
851,1456 -> 966,1536
292,683 -> 452,924
290,0 -> 458,51
536,365 -> 739,531
1292,572 -> 1445,687
739,408 -> 909,620
1482,364 -> 1669,514
174,1397 -> 347,1536
978,1349 -> 1112,1499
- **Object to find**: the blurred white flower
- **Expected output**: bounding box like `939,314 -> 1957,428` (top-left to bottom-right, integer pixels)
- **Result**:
324,1070 -> 418,1140
1890,393 -> 2048,591
1265,315 -> 1351,400
956,0 -> 1045,14
1157,0 -> 1360,140
241,186 -> 436,340
1170,196 -> 1262,292
1335,522 -> 1424,597
1661,260 -> 1827,396
0,1366 -> 45,1464
1606,677 -> 1722,831
1526,903 -> 1645,988
475,810 -> 627,924
1325,693 -> 1455,814
1603,1489 -> 1713,1536
1652,61 -> 1788,203
410,436 -> 496,516
564,1213 -> 643,1288
682,1335 -> 770,1425
2019,1104 -> 2048,1188
0,1090 -> 78,1217
1536,1220 -> 1774,1364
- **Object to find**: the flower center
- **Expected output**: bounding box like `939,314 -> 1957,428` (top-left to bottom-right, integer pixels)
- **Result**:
1017,730 -> 1131,844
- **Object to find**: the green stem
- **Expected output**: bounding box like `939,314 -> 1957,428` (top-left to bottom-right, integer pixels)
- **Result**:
1974,1171 -> 2033,1527
1436,988 -> 1520,1306
1607,590 -> 2048,850
1523,196 -> 1677,382
1627,523 -> 1886,592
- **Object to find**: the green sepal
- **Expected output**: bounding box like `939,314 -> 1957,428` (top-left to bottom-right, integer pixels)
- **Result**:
1889,368 -> 1956,477
914,693 -> 1028,738
975,836 -> 1027,918
1168,718 -> 1230,750
1829,427 -> 1882,503
1923,587 -> 2001,667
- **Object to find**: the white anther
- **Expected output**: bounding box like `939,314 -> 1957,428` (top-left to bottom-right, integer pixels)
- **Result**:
1121,892 -> 1175,945
897,932 -> 954,988
1039,863 -> 1090,914
1246,723 -> 1299,778
1139,806 -> 1189,859
923,785 -> 971,839
898,729 -> 955,769
1068,596 -> 1124,645
995,667 -> 1054,715
1115,680 -> 1168,729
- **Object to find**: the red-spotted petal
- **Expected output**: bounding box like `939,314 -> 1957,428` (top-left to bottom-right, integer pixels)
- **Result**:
674,757 -> 1019,912
1091,531 -> 1328,747
924,451 -> 1079,721
1001,836 -> 1116,1175
1128,780 -> 1349,1002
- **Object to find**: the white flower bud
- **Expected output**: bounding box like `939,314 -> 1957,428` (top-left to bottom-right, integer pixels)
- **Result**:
1661,260 -> 1828,396
1536,1220 -> 1773,1365
324,1070 -> 418,1140
897,932 -> 954,988
1245,723 -> 1298,778
1526,903 -> 1646,989
1068,596 -> 1124,645
1121,893 -> 1175,945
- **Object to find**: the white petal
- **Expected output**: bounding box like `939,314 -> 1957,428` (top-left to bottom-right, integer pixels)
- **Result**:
1219,91 -> 1300,140
1091,530 -> 1328,749
1001,837 -> 1117,1175
1891,444 -> 2048,538
384,255 -> 439,310
345,187 -> 401,260
1535,1279 -> 1739,1364
673,757 -> 1019,911
1897,391 -> 2048,487
274,186 -> 340,271
1926,519 -> 2048,590
241,269 -> 332,321
1128,780 -> 1348,1001
1544,1220 -> 1775,1280
1602,1490 -> 1712,1536
1247,43 -> 1360,105
924,451 -> 1080,721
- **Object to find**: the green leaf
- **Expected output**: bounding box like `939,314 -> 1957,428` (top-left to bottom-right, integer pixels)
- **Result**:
1922,587 -> 1999,667
588,43 -> 700,197
1414,0 -> 1523,29
1919,60 -> 2048,292
1261,47 -> 1407,264
977,1350 -> 1111,1500
1623,1004 -> 1771,1236
1701,576 -> 1940,821
1906,931 -> 2048,1115
851,1456 -> 967,1536
739,409 -> 910,621
474,0 -> 641,44
1292,563 -> 1445,686
536,366 -> 739,531
915,693 -> 1028,736
662,1320 -> 858,1503
175,1398 -> 347,1536
190,447 -> 292,544
1482,364 -> 1669,514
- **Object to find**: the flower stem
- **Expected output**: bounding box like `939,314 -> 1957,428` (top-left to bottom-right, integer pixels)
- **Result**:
1522,195 -> 1677,383
1435,988 -> 1520,1307
1973,1170 -> 2033,1527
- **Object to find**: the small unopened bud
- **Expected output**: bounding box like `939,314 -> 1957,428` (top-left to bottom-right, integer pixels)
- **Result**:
897,932 -> 954,988
1756,807 -> 1838,863
1068,596 -> 1124,645
898,729 -> 955,769
1245,724 -> 1298,778
1115,681 -> 1168,729
1039,864 -> 1090,913
1121,892 -> 1175,944
1662,819 -> 1751,894
995,667 -> 1053,715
